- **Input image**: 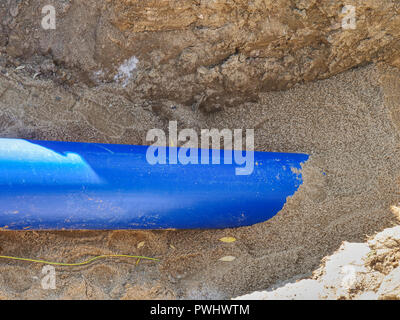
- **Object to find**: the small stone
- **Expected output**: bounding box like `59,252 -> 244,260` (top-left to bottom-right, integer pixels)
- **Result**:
9,6 -> 19,18
40,59 -> 56,73
219,256 -> 236,262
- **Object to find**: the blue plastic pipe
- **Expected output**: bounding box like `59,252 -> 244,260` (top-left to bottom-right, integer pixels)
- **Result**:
0,138 -> 308,230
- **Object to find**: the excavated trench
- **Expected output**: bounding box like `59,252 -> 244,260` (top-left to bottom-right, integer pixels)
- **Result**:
0,0 -> 400,299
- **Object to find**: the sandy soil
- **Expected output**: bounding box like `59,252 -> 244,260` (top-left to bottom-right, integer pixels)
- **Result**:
0,61 -> 399,299
235,225 -> 400,300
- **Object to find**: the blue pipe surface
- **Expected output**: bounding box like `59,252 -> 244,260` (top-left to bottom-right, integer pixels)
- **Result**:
0,138 -> 308,230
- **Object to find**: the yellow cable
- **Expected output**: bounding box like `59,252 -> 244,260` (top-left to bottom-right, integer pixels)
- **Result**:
0,254 -> 159,266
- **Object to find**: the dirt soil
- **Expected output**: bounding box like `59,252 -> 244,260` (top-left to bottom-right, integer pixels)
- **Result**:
235,225 -> 400,300
0,0 -> 400,299
1,62 -> 400,299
